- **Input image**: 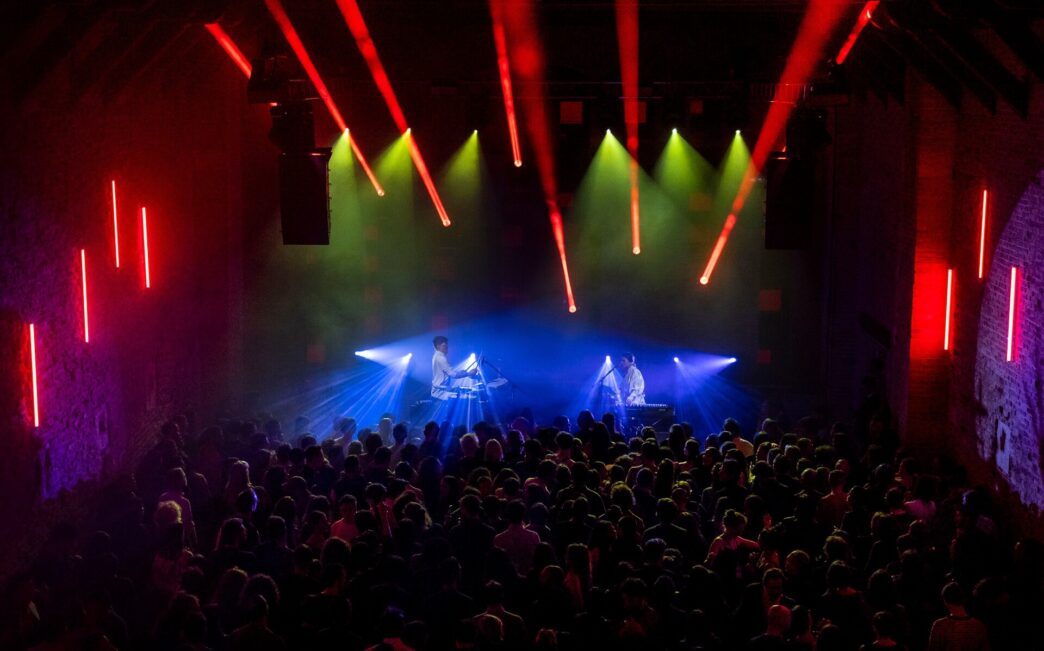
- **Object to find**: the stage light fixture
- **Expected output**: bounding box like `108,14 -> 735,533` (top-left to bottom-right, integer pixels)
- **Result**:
605,355 -> 612,363
735,130 -> 741,135
727,357 -> 738,363
673,356 -> 680,363
672,128 -> 677,134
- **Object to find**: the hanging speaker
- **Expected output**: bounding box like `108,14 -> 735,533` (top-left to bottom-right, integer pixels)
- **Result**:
279,149 -> 331,245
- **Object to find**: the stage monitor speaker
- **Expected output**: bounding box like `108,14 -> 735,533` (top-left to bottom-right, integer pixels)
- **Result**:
279,149 -> 331,245
764,153 -> 814,250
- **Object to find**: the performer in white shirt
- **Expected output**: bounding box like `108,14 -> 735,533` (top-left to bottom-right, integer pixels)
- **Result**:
431,336 -> 478,400
617,353 -> 646,406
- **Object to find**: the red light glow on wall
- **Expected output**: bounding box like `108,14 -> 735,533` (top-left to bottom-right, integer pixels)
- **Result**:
943,268 -> 953,351
1007,266 -> 1018,362
204,23 -> 253,78
29,323 -> 39,427
81,249 -> 90,343
141,207 -> 151,289
979,189 -> 988,279
111,180 -> 120,268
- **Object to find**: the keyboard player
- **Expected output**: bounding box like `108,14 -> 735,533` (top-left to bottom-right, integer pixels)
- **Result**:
617,353 -> 646,406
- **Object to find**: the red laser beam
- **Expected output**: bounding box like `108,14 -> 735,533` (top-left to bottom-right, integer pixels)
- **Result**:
333,0 -> 449,225
1007,266 -> 1018,362
29,323 -> 39,427
499,0 -> 577,312
110,179 -> 120,268
81,249 -> 89,343
943,268 -> 953,351
489,0 -> 522,167
615,0 -> 640,254
700,0 -> 848,285
834,1 -> 880,65
264,0 -> 384,197
405,132 -> 451,227
204,23 -> 252,78
978,189 -> 988,279
699,213 -> 737,285
141,207 -> 151,289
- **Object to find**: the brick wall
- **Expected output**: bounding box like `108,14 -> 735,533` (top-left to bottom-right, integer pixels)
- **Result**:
0,30 -> 271,574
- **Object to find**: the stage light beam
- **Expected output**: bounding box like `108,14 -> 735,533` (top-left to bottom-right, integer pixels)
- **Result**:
333,0 -> 449,225
80,249 -> 89,343
701,0 -> 848,284
204,23 -> 253,78
489,0 -> 523,167
501,0 -> 578,312
264,0 -> 383,197
615,0 -> 641,256
699,213 -> 737,285
110,180 -> 120,268
29,323 -> 39,427
834,1 -> 880,65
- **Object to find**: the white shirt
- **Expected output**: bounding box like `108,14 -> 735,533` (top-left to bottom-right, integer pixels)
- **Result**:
432,350 -> 453,400
624,366 -> 646,405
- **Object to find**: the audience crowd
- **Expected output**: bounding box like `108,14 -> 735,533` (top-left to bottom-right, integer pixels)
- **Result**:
2,408 -> 1041,650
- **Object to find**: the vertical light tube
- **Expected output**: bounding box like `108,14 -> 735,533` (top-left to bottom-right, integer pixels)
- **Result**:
29,323 -> 39,427
81,249 -> 89,343
978,189 -> 988,279
111,180 -> 120,268
142,207 -> 151,289
1006,266 -> 1018,362
943,268 -> 953,351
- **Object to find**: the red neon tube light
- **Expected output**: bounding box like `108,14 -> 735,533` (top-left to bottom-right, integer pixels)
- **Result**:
943,268 -> 953,351
204,23 -> 252,78
835,1 -> 879,65
489,0 -> 522,167
699,213 -> 737,285
142,207 -> 151,289
81,249 -> 89,343
29,323 -> 39,427
1007,266 -> 1018,362
979,189 -> 988,279
264,0 -> 384,197
111,180 -> 120,268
